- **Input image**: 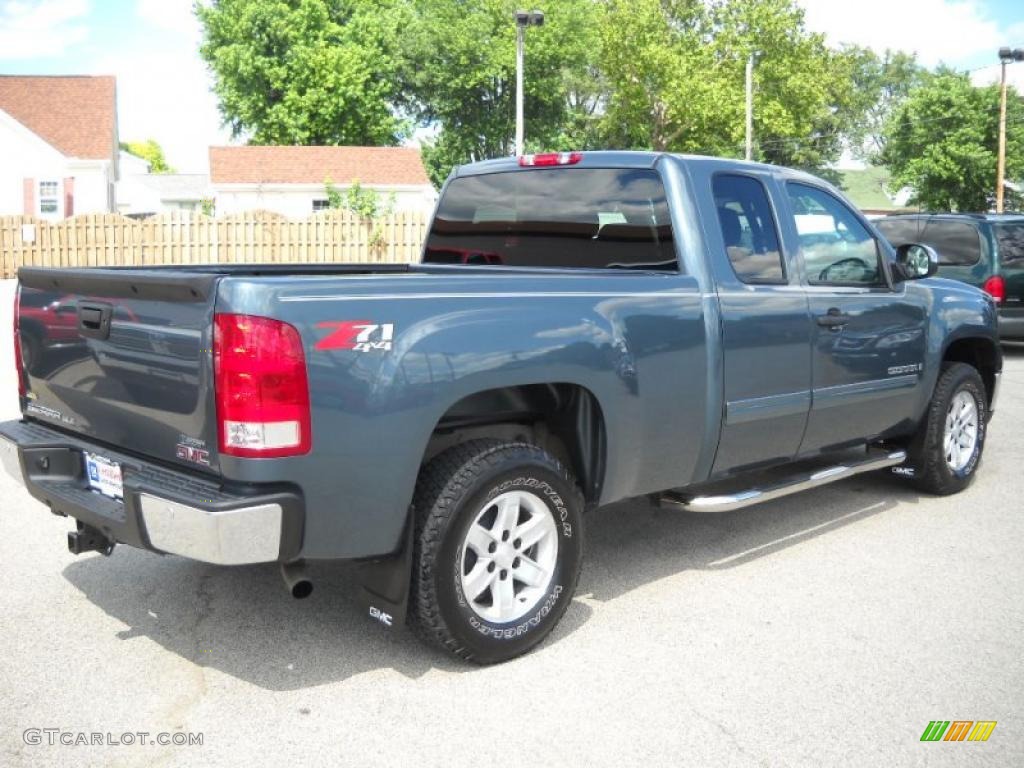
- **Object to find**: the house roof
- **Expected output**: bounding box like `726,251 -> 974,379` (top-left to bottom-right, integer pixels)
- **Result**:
209,146 -> 432,186
0,75 -> 117,160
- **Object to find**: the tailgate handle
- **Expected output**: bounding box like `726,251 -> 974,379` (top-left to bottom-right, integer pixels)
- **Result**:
77,303 -> 113,340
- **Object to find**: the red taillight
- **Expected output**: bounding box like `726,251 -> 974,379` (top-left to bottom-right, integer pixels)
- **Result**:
518,151 -> 583,167
983,275 -> 1005,303
213,313 -> 311,458
13,288 -> 25,399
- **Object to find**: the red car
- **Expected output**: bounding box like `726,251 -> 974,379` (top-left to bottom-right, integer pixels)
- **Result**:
15,291 -> 82,370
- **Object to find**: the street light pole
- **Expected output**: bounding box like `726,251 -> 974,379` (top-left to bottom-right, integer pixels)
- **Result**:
745,53 -> 755,161
997,57 -> 1009,213
514,10 -> 544,157
516,22 -> 524,158
996,47 -> 1024,213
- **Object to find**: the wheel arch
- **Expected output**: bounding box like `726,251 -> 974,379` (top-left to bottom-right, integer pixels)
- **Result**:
423,382 -> 608,506
941,336 -> 1001,409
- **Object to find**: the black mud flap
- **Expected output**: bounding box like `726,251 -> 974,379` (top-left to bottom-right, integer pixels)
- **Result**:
355,511 -> 415,631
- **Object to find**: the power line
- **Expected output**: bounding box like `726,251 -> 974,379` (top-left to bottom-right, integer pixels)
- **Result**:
740,111 -> 1024,155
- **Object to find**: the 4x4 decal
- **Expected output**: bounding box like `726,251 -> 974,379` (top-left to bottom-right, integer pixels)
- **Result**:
315,321 -> 395,352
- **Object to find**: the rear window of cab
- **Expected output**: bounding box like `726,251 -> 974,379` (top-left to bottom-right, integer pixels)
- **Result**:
424,168 -> 678,271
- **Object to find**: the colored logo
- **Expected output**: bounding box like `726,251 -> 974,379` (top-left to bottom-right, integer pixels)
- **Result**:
315,321 -> 395,352
920,721 -> 997,742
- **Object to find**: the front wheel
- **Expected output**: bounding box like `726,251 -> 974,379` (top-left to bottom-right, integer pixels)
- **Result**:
904,362 -> 987,495
409,439 -> 584,664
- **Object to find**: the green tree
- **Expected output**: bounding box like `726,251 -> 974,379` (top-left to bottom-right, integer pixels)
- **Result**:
599,0 -> 855,173
880,70 -> 1024,211
323,177 -> 395,218
120,139 -> 175,173
402,0 -> 604,185
196,0 -> 409,145
323,177 -> 395,248
837,47 -> 928,161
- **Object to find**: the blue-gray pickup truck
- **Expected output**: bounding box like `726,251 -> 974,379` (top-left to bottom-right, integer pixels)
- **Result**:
0,152 -> 1002,663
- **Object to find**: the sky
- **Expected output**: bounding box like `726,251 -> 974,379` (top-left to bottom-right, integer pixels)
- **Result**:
1,0 -> 1023,173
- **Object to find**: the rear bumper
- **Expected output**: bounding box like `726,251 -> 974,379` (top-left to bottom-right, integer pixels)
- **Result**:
997,309 -> 1024,340
0,419 -> 304,565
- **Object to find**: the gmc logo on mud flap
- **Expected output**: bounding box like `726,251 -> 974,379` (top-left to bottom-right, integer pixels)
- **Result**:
316,321 -> 395,352
369,606 -> 393,627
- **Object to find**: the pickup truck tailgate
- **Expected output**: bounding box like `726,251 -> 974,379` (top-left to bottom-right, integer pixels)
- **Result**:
16,268 -> 220,473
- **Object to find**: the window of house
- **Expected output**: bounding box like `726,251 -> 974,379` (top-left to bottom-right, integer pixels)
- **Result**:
712,174 -> 786,283
38,181 -> 60,215
312,199 -> 331,212
787,183 -> 882,286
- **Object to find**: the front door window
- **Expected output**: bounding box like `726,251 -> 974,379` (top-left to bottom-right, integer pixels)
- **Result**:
787,183 -> 882,286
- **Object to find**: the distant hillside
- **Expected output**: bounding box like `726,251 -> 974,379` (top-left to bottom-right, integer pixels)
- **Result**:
839,167 -> 913,212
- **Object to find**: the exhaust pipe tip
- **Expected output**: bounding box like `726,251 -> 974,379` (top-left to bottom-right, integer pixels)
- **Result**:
290,579 -> 313,599
280,560 -> 313,599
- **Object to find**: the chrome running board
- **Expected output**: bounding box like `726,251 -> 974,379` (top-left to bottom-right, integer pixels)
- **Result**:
660,449 -> 907,513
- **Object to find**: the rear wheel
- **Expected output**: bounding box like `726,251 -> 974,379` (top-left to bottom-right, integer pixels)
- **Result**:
904,363 -> 987,495
409,439 -> 583,664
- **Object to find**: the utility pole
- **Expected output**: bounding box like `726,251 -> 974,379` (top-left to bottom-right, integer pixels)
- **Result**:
995,48 -> 1019,211
514,10 -> 545,156
745,53 -> 756,161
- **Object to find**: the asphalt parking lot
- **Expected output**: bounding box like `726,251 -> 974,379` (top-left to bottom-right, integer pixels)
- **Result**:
0,283 -> 1021,767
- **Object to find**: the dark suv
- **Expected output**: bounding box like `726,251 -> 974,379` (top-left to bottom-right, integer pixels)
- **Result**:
875,213 -> 1024,339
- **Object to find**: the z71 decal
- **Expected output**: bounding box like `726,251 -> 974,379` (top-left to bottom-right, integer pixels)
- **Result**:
315,321 -> 395,352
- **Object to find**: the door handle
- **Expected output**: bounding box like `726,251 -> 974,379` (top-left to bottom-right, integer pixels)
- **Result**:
816,308 -> 850,330
77,302 -> 113,340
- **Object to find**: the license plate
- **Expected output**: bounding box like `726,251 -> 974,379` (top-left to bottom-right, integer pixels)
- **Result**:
84,453 -> 123,499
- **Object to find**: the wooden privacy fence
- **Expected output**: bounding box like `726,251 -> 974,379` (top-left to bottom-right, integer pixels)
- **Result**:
0,209 -> 430,278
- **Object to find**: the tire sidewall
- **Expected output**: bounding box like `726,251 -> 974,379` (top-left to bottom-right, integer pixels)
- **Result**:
434,453 -> 582,662
917,366 -> 987,492
940,375 -> 986,482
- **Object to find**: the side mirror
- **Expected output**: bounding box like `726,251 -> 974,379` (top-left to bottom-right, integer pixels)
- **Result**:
894,243 -> 939,281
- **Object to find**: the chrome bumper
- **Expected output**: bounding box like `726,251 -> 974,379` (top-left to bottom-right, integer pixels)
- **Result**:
0,435 -> 21,482
0,421 -> 301,565
139,494 -> 283,565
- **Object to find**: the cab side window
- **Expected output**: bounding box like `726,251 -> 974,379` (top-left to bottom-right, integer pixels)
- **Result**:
712,174 -> 785,283
787,183 -> 882,286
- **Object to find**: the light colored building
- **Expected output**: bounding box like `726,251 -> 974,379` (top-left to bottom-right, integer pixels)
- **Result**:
116,151 -> 210,216
209,145 -> 437,217
0,75 -> 118,219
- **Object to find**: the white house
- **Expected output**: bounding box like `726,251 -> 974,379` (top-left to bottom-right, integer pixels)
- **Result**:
0,75 -> 118,219
116,151 -> 211,216
209,145 -> 437,217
